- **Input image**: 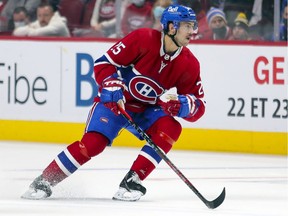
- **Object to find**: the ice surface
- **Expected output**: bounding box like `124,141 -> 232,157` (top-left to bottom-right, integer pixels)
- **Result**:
0,141 -> 287,216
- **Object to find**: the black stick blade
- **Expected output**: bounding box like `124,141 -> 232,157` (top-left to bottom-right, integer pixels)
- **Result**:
205,187 -> 226,209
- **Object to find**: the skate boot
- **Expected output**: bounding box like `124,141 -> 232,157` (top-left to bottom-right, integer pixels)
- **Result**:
113,170 -> 146,201
21,175 -> 52,200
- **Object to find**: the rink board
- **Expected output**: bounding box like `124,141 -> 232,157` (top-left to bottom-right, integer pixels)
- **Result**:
0,120 -> 286,155
0,39 -> 287,155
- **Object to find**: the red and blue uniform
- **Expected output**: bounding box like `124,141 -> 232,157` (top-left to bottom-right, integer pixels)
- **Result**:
87,28 -> 205,144
24,5 -> 206,200
43,28 -> 206,183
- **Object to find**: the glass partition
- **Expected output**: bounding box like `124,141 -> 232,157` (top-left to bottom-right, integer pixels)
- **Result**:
0,0 -> 286,41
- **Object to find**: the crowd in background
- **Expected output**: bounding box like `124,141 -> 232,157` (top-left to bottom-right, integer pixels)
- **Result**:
0,0 -> 287,41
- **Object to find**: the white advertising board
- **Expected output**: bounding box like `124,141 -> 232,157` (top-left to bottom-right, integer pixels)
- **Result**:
186,44 -> 288,132
0,39 -> 287,132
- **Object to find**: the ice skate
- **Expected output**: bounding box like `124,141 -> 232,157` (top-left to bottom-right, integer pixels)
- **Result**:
21,175 -> 52,200
113,170 -> 146,201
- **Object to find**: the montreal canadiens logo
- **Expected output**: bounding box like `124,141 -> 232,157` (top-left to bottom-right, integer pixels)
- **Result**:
129,76 -> 164,104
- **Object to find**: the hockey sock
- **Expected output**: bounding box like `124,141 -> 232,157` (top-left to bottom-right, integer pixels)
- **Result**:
130,144 -> 160,180
42,132 -> 108,186
131,116 -> 182,180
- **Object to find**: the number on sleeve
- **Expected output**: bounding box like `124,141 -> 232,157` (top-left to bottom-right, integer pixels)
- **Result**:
110,42 -> 126,55
196,81 -> 204,96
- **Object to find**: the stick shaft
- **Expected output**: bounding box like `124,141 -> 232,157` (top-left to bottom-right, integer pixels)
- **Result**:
118,106 -> 225,208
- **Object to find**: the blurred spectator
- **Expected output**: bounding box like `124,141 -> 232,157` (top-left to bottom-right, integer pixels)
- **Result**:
228,12 -> 252,41
0,0 -> 40,32
0,0 -> 6,12
58,0 -> 97,36
209,0 -> 253,26
0,0 -> 7,32
152,0 -> 172,31
280,2 -> 288,41
7,6 -> 30,32
249,0 -> 262,27
71,0 -> 128,38
0,0 -> 41,25
13,3 -> 70,37
206,7 -> 232,40
248,0 -> 274,40
88,0 -> 122,38
182,0 -> 212,40
121,0 -> 153,37
224,0 -> 253,26
47,0 -> 60,12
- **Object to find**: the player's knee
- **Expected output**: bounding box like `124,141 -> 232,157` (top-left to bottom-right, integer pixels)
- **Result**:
147,116 -> 182,153
80,132 -> 109,158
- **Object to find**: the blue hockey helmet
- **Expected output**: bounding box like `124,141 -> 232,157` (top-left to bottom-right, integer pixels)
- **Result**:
161,5 -> 198,33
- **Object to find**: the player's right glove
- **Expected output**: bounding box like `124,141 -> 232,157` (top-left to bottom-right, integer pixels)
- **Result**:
100,74 -> 127,115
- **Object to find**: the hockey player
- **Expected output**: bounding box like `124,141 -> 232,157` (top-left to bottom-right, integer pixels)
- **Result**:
21,4 -> 206,201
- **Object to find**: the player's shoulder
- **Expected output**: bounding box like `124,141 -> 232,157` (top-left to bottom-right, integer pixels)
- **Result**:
181,46 -> 200,67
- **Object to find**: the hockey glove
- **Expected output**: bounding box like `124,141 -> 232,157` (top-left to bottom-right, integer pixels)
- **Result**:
159,94 -> 200,118
100,74 -> 127,115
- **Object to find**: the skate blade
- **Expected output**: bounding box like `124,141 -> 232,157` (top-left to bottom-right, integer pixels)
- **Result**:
112,187 -> 143,202
21,188 -> 48,200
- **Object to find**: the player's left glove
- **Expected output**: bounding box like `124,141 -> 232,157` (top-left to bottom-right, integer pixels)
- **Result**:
100,74 -> 127,115
158,94 -> 200,118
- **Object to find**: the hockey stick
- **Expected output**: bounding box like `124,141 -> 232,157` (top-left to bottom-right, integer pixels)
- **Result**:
117,105 -> 225,209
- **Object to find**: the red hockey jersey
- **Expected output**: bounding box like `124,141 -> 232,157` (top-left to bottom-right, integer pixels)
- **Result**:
94,28 -> 205,122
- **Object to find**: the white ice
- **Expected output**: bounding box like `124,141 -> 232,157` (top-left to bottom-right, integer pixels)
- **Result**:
0,141 -> 287,216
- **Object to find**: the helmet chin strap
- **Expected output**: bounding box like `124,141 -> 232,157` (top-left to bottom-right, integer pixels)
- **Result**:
167,30 -> 181,47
